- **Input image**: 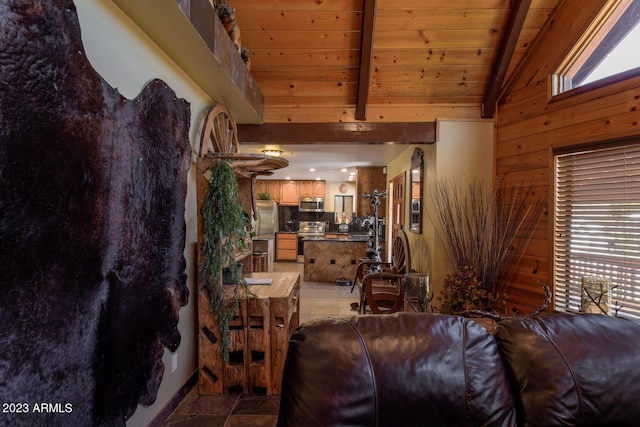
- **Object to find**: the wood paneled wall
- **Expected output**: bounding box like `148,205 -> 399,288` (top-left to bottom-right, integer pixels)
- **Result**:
495,0 -> 640,313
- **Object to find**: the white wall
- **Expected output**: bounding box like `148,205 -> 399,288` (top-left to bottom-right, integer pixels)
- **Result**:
324,181 -> 357,216
434,120 -> 494,181
430,120 -> 494,305
386,144 -> 431,267
385,120 -> 494,310
75,1 -> 210,425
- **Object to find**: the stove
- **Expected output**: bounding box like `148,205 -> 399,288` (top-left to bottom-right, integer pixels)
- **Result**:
297,220 -> 326,237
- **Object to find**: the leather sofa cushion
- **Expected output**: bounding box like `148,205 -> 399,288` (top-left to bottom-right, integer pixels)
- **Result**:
495,313 -> 640,426
277,313 -> 516,427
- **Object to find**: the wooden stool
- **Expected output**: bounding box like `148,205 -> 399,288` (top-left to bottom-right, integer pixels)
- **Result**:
252,251 -> 267,272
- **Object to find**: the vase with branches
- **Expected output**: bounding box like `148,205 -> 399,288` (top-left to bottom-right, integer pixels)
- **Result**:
431,178 -> 546,314
200,160 -> 254,359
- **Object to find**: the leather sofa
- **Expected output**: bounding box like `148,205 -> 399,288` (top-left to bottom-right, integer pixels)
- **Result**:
277,312 -> 640,426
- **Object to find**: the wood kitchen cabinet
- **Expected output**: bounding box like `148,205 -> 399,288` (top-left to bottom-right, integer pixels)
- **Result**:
299,180 -> 325,198
279,181 -> 299,206
299,181 -> 313,197
266,181 -> 280,203
255,180 -> 266,197
276,233 -> 298,261
255,180 -> 280,203
357,167 -> 386,217
257,179 -> 323,204
312,180 -> 325,197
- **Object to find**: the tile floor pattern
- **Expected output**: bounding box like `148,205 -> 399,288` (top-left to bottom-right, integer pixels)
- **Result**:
162,261 -> 359,427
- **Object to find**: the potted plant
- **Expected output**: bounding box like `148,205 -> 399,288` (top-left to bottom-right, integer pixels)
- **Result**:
439,266 -> 502,314
200,160 -> 254,358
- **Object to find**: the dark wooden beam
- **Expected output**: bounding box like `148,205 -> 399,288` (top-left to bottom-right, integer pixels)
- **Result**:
355,0 -> 377,121
482,0 -> 532,118
237,122 -> 436,144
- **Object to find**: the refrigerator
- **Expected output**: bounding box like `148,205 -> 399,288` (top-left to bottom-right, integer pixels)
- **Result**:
254,200 -> 279,235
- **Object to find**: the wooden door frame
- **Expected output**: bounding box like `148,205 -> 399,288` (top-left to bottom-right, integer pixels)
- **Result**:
388,172 -> 406,261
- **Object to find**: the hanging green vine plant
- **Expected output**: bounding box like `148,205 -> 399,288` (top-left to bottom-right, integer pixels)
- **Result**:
201,160 -> 254,359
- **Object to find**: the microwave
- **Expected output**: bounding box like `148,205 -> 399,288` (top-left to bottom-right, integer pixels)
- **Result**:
299,197 -> 325,212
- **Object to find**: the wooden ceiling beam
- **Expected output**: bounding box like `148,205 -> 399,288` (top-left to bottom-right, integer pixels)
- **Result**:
237,122 -> 436,144
355,0 -> 377,121
482,0 -> 532,118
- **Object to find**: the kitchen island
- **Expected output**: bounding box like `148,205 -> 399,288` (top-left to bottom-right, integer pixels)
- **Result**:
303,234 -> 368,282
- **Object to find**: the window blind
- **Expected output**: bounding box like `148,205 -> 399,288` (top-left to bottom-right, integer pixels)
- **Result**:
554,142 -> 640,320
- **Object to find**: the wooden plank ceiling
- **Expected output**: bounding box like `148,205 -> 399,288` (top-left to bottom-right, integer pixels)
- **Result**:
232,0 -> 560,131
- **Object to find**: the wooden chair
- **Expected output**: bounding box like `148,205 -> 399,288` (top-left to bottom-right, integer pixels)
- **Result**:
351,229 -> 411,314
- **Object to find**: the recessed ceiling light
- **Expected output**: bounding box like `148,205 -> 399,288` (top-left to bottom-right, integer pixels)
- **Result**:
341,168 -> 348,172
262,149 -> 283,157
349,171 -> 356,176
309,168 -> 316,172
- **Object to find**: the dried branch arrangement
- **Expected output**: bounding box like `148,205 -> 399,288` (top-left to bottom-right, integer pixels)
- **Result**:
432,178 -> 546,313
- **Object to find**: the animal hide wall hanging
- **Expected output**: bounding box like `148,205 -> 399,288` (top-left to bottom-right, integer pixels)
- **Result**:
0,1 -> 191,426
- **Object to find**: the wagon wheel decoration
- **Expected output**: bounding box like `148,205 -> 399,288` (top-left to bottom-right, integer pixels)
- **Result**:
199,103 -> 239,157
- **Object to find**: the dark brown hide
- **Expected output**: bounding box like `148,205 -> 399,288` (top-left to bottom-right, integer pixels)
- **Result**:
0,1 -> 191,426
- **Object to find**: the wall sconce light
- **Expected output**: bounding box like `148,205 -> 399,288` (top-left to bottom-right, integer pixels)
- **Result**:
262,149 -> 283,157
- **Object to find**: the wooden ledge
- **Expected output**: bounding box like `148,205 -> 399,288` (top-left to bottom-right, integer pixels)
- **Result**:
197,153 -> 289,178
112,0 -> 264,124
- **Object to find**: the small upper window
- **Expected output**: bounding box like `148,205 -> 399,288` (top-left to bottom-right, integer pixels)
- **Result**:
553,0 -> 640,95
580,19 -> 640,85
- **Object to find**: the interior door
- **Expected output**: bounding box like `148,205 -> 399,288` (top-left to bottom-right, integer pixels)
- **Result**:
389,172 -> 406,260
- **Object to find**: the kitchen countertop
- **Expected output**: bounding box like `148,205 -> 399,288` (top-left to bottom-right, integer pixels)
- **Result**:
253,234 -> 275,240
302,234 -> 368,242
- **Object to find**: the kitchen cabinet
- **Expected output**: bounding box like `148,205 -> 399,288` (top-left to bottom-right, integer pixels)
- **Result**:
280,181 -> 299,206
255,180 -> 280,203
312,180 -> 326,197
257,179 -> 323,203
276,233 -> 298,261
266,181 -> 281,203
299,181 -> 313,198
298,180 -> 325,198
255,180 -> 266,197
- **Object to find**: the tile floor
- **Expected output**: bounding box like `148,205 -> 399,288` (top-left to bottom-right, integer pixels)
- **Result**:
162,261 -> 359,427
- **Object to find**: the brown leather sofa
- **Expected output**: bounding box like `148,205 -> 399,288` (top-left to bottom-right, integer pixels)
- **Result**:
277,312 -> 640,426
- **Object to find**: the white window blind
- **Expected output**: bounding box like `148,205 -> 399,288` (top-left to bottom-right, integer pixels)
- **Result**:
554,142 -> 640,320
